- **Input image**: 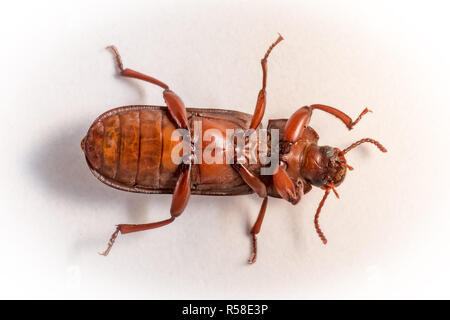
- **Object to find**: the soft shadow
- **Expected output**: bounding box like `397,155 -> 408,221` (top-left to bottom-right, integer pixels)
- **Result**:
27,72 -> 150,205
27,120 -> 169,258
114,75 -> 148,102
28,118 -> 172,208
28,121 -> 128,204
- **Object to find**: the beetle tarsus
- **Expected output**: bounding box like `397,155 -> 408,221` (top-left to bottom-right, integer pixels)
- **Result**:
248,233 -> 258,264
348,108 -> 372,129
99,225 -> 121,256
106,45 -> 124,73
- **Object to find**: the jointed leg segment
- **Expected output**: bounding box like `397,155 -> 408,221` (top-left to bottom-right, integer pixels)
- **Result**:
99,217 -> 175,256
240,35 -> 283,263
248,197 -> 268,264
107,45 -> 169,89
310,104 -> 371,130
284,105 -> 372,145
107,45 -> 188,129
249,34 -> 284,130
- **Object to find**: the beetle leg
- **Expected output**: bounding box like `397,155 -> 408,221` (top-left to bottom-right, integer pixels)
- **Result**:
235,162 -> 269,264
163,89 -> 189,130
236,163 -> 267,198
284,105 -> 371,143
107,45 -> 169,89
248,197 -> 268,264
99,217 -> 176,256
99,166 -> 191,256
272,164 -> 297,202
249,34 -> 284,130
107,45 -> 189,130
310,104 -> 372,130
284,106 -> 312,143
170,164 -> 191,217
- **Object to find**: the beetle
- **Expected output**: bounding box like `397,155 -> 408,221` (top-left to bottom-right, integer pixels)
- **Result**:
81,34 -> 386,263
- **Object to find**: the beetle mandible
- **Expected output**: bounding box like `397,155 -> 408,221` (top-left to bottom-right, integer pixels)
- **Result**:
81,34 -> 387,264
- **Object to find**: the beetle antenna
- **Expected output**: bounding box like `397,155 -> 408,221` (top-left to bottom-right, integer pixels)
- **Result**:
341,138 -> 387,155
314,188 -> 330,245
329,184 -> 340,199
99,225 -> 121,256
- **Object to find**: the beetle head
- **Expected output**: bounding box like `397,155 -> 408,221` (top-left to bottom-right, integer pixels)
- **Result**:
303,138 -> 387,245
301,145 -> 350,189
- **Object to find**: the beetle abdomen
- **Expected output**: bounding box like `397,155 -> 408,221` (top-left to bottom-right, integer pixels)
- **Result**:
83,106 -> 168,189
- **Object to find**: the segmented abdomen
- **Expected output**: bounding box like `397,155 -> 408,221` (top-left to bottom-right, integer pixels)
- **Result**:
83,106 -> 178,189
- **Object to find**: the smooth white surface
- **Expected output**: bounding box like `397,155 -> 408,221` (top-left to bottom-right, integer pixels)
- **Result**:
1,0 -> 450,299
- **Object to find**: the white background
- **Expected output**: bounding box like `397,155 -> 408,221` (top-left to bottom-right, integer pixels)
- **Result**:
1,0 -> 450,299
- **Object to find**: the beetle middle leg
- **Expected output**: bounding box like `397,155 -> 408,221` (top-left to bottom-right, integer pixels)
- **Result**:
249,34 -> 284,130
233,35 -> 283,263
248,197 -> 268,264
232,160 -> 268,264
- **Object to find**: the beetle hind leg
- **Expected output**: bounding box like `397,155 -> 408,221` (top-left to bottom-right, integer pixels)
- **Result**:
107,45 -> 169,89
99,217 -> 176,256
107,45 -> 189,130
99,165 -> 191,257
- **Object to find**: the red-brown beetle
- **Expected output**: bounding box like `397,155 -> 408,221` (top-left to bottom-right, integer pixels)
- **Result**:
81,35 -> 386,263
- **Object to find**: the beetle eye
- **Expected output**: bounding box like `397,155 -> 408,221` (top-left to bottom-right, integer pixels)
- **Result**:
323,146 -> 335,158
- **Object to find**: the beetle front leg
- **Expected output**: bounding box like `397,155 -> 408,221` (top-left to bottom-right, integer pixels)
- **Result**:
284,104 -> 371,144
248,197 -> 268,264
310,104 -> 371,130
249,34 -> 284,130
